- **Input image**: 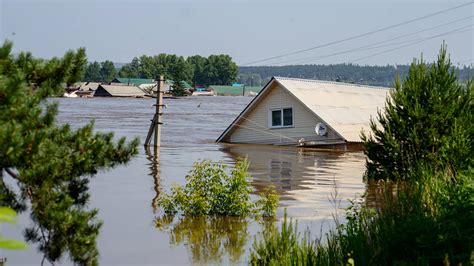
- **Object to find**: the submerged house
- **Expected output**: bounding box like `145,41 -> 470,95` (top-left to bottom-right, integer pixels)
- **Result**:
216,77 -> 390,149
76,82 -> 100,97
94,85 -> 145,97
111,78 -> 155,86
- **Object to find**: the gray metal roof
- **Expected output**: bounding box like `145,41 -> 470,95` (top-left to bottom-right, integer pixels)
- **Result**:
98,85 -> 145,97
274,77 -> 389,142
217,77 -> 390,143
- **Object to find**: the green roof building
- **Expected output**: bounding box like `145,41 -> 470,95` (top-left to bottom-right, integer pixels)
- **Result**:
208,85 -> 263,96
111,78 -> 155,86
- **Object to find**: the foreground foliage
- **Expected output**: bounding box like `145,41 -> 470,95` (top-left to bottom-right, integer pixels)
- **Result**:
362,45 -> 473,180
250,45 -> 473,265
0,41 -> 139,265
251,171 -> 473,265
157,158 -> 278,217
250,212 -> 319,265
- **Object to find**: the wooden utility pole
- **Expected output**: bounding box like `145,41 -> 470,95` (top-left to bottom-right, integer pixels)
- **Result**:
145,75 -> 165,147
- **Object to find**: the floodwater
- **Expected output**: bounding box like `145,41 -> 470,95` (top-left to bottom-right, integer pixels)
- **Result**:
3,96 -> 370,265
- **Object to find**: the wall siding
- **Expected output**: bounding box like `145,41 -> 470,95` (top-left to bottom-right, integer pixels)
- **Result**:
229,83 -> 344,145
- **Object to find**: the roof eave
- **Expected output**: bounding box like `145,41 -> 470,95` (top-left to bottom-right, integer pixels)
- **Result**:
216,77 -> 277,142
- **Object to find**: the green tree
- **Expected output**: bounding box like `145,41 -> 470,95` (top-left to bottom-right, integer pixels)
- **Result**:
99,60 -> 117,83
187,55 -> 207,87
118,57 -> 140,78
362,44 -> 473,180
168,56 -> 193,96
157,159 -> 278,217
0,41 -> 139,264
84,61 -> 101,82
205,55 -> 238,85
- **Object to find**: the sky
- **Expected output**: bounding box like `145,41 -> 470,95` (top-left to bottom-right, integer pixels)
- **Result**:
0,0 -> 472,66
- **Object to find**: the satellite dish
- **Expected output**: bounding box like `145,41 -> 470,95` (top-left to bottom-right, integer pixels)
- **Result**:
315,123 -> 327,136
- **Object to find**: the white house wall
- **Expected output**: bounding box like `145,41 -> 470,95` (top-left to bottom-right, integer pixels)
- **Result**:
229,83 -> 343,145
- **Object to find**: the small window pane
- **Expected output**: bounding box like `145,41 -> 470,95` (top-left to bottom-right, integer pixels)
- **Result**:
272,110 -> 282,126
283,108 -> 293,126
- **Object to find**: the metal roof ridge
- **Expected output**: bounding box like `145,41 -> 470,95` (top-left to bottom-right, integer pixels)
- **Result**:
273,76 -> 391,90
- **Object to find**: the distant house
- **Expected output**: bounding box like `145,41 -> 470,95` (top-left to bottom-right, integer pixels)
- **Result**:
94,85 -> 145,97
76,82 -> 100,97
208,85 -> 263,96
216,77 -> 390,149
111,78 -> 155,86
113,78 -> 192,94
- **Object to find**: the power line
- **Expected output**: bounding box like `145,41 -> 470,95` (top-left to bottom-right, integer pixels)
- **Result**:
242,1 -> 473,66
271,15 -> 473,65
348,24 -> 473,63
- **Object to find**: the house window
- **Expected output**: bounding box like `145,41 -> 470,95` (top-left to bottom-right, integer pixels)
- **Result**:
270,108 -> 293,128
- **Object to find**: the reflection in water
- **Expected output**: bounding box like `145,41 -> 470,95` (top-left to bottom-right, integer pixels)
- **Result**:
145,146 -> 161,211
365,179 -> 402,209
155,216 -> 256,264
221,144 -> 368,219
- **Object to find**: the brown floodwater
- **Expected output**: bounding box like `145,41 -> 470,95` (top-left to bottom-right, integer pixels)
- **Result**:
2,96 -> 371,265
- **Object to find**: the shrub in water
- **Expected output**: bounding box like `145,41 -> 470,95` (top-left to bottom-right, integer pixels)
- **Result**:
158,158 -> 278,217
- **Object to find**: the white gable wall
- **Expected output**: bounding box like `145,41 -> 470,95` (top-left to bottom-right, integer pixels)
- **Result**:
229,83 -> 344,145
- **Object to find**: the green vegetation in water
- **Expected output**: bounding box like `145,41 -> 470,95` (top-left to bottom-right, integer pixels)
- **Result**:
157,158 -> 278,217
0,41 -> 139,265
155,158 -> 278,264
250,44 -> 474,265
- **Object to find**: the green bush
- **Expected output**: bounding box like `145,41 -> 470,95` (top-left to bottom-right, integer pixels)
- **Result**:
158,158 -> 278,217
330,170 -> 473,265
250,171 -> 473,265
362,44 -> 473,180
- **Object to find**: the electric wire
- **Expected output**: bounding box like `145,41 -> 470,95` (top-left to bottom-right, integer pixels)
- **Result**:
241,1 -> 473,66
270,15 -> 473,66
348,24 -> 473,63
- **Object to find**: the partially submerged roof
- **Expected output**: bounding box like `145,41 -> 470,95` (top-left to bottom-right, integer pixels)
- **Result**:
168,80 -> 192,89
217,77 -> 390,143
95,85 -> 145,97
78,82 -> 100,91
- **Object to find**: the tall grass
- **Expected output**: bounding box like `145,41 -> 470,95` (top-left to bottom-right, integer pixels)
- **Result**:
250,170 -> 474,265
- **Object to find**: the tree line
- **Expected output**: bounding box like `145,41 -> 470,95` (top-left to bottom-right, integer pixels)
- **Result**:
239,63 -> 473,87
83,54 -> 239,87
84,59 -> 472,89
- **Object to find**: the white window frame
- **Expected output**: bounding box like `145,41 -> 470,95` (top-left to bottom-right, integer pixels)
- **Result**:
268,107 -> 294,129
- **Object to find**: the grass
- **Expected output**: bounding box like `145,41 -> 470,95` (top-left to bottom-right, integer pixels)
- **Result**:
250,170 -> 474,265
